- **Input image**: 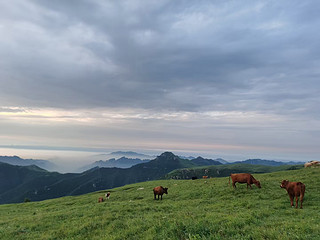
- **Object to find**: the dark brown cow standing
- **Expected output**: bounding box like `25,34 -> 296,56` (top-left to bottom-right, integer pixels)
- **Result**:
280,180 -> 305,209
98,197 -> 104,203
153,186 -> 168,200
229,173 -> 261,189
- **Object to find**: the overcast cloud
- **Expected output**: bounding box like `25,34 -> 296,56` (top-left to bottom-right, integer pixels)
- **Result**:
0,1 -> 320,163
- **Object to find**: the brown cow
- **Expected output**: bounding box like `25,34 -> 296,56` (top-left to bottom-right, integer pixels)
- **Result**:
98,197 -> 104,203
229,173 -> 261,189
202,176 -> 208,179
280,180 -> 305,209
153,186 -> 168,200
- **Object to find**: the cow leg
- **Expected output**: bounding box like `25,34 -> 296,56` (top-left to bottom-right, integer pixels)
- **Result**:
160,194 -> 162,200
300,195 -> 303,209
289,195 -> 294,207
295,195 -> 299,209
232,182 -> 236,188
154,193 -> 156,200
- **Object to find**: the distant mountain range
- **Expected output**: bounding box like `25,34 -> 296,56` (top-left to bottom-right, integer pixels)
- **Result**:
79,154 -> 225,172
0,156 -> 58,171
78,157 -> 151,171
0,152 -> 306,173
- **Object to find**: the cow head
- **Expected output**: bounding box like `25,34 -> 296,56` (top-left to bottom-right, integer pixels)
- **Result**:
255,181 -> 261,188
163,187 -> 168,194
280,180 -> 289,188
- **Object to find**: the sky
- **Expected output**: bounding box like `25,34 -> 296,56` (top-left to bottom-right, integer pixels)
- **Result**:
0,0 -> 320,165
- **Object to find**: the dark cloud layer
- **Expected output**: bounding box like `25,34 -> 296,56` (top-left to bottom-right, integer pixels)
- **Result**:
1,0 -> 320,116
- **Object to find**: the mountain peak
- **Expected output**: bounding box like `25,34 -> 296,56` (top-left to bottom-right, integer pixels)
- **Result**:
159,152 -> 176,158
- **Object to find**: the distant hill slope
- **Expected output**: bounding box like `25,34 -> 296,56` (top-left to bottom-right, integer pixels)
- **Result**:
191,157 -> 222,166
0,168 -> 319,239
0,152 -> 194,204
0,156 -> 58,171
215,158 -> 229,164
78,157 -> 151,171
232,159 -> 305,166
165,163 -> 303,179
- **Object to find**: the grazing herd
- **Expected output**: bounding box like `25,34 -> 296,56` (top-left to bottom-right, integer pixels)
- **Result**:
98,174 -> 306,209
229,173 -> 305,209
98,161 -> 317,209
98,192 -> 111,202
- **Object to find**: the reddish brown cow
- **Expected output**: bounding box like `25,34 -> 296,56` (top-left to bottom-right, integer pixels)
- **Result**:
98,197 -> 104,203
202,176 -> 208,179
153,186 -> 168,200
280,180 -> 305,209
229,173 -> 261,189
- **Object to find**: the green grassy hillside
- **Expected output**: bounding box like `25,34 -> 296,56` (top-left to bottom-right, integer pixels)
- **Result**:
0,168 -> 319,240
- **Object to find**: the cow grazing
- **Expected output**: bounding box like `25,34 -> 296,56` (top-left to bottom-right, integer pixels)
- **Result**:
191,176 -> 198,180
304,162 -> 313,168
229,173 -> 261,189
98,197 -> 104,203
304,161 -> 320,168
280,180 -> 305,209
153,186 -> 168,200
105,192 -> 111,200
202,176 -> 208,179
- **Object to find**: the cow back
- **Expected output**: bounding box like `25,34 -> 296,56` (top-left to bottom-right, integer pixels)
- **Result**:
153,186 -> 164,195
231,173 -> 251,183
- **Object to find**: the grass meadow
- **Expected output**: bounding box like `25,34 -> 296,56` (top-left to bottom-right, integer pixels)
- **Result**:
0,167 -> 319,239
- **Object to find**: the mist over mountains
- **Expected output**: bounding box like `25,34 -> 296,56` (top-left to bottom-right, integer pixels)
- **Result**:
0,156 -> 58,171
78,157 -> 151,172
